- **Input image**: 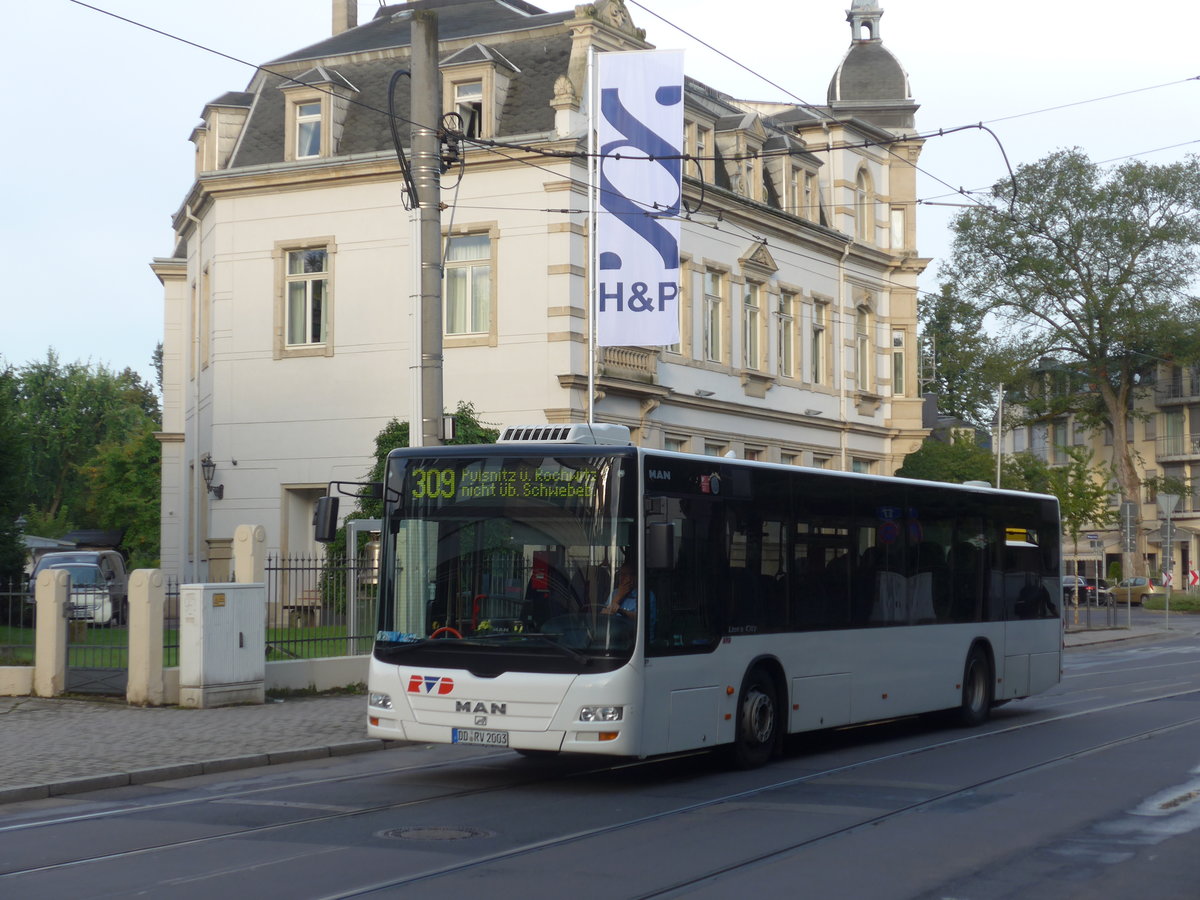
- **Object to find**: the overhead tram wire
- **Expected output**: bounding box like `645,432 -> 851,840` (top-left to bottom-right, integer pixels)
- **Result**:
69,0 -> 1189,223
623,0 -> 990,210
74,0 -> 1192,298
61,0 -> 985,307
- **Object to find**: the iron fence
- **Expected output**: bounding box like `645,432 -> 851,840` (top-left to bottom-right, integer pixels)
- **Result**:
264,553 -> 376,660
1,578 -> 35,666
164,576 -> 180,668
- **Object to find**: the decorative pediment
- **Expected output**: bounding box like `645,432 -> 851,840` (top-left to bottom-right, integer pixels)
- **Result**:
441,42 -> 520,73
739,241 -> 778,276
279,66 -> 357,93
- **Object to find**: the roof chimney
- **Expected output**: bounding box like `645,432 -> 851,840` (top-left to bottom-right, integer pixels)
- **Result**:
332,0 -> 358,35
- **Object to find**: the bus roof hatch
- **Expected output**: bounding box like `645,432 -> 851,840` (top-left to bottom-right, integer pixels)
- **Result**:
497,423 -> 632,445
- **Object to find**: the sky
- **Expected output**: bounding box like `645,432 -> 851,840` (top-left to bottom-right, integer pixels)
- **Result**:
3,0 -> 1197,389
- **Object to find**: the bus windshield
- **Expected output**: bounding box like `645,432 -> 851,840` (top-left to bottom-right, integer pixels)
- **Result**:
375,449 -> 636,674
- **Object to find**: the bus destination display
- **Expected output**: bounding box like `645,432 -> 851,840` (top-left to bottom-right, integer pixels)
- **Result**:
406,461 -> 599,504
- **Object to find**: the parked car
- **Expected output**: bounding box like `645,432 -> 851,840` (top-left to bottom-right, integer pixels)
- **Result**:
30,550 -> 128,621
1062,575 -> 1109,606
1113,576 -> 1162,606
1086,578 -> 1113,606
45,563 -> 117,625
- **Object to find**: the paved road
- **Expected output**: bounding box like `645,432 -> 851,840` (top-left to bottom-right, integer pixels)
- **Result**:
0,620 -> 1191,805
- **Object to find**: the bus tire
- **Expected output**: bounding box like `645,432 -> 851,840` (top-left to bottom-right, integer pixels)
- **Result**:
955,645 -> 993,727
731,666 -> 778,769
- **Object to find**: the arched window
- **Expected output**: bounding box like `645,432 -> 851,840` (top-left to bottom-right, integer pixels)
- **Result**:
855,169 -> 873,243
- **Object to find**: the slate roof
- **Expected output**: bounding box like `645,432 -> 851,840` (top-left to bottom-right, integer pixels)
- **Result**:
210,0 -> 865,178
229,29 -> 570,168
270,0 -> 571,66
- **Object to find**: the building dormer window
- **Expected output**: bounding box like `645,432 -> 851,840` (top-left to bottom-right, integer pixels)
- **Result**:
279,67 -> 358,162
295,102 -> 322,158
454,81 -> 484,138
441,44 -> 518,142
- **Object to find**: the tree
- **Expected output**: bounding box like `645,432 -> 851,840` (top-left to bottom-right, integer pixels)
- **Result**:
78,422 -> 162,569
0,365 -> 27,581
919,284 -> 1017,430
896,432 -> 995,484
15,351 -> 161,527
1046,446 -> 1115,590
942,149 -> 1200,572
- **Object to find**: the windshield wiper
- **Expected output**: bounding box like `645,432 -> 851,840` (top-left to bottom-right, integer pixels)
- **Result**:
503,633 -> 593,664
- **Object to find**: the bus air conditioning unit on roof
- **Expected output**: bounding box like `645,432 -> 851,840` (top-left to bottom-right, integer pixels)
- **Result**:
498,424 -> 632,445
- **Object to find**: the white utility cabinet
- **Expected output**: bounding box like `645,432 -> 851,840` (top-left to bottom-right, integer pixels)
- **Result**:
179,583 -> 266,708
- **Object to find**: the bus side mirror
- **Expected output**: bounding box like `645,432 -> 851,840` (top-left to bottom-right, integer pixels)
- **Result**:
646,522 -> 675,569
314,496 -> 339,543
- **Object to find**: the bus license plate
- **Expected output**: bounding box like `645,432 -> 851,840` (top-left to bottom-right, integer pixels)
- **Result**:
452,728 -> 509,747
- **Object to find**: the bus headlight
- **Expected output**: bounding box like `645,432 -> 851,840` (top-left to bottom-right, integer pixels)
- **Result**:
369,692 -> 393,710
579,705 -> 623,723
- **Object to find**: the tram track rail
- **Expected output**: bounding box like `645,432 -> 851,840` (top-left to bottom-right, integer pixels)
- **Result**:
3,683 -> 1200,891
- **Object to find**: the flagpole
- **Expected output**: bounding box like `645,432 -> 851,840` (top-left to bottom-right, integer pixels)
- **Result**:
586,45 -> 597,425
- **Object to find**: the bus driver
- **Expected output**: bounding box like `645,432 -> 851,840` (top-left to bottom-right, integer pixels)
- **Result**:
602,559 -> 638,619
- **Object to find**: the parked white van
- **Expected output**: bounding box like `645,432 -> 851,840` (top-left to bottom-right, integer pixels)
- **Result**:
30,550 -> 129,624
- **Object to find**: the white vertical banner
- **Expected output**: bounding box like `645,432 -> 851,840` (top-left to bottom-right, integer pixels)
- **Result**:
595,50 -> 683,347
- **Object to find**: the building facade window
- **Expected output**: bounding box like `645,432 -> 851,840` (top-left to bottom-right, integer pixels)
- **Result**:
855,169 -> 872,243
778,292 -> 796,378
703,270 -> 724,363
743,282 -> 762,370
444,234 -> 492,335
664,436 -> 687,453
855,307 -> 871,391
892,329 -> 905,396
696,125 -> 713,182
851,458 -> 874,475
811,301 -> 827,384
295,102 -> 322,159
286,248 -> 328,346
890,207 -> 906,251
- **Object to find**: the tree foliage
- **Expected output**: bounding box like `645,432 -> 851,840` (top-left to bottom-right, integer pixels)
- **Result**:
77,422 -> 163,568
4,349 -> 162,568
940,149 -> 1200,549
895,433 -> 995,484
0,367 -> 26,581
919,285 -> 1017,429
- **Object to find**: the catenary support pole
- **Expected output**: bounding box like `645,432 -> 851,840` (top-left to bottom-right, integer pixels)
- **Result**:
411,11 -> 443,447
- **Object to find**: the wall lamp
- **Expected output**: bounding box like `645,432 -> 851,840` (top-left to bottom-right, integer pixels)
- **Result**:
200,453 -> 224,500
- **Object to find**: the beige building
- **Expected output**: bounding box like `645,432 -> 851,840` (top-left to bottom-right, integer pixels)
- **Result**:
153,0 -> 929,580
1004,362 -> 1200,583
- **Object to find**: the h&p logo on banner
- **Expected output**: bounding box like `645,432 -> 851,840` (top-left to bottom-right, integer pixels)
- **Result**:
595,50 -> 683,348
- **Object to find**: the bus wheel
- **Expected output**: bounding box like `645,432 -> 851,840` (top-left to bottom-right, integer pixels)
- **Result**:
956,645 -> 993,727
732,667 -> 778,769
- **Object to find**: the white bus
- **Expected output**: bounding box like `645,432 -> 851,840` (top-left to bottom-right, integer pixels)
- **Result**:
318,425 -> 1062,768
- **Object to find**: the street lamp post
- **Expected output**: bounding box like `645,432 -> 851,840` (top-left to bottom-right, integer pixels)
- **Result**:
1158,492 -> 1180,631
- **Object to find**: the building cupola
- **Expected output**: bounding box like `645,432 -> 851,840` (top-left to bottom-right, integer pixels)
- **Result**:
826,1 -> 917,131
